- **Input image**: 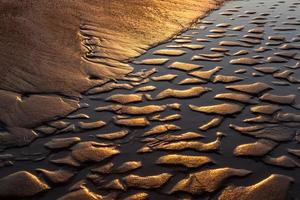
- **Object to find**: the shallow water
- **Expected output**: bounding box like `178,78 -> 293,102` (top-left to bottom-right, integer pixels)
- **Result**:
1,0 -> 300,199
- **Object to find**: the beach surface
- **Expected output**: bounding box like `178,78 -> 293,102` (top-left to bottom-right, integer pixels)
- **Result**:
1,0 -> 300,199
0,0 -> 224,130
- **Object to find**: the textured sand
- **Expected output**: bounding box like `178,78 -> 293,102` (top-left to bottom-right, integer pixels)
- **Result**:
0,0 -> 224,129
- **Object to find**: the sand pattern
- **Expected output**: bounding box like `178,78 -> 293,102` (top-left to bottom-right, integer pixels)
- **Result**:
0,0 -> 300,199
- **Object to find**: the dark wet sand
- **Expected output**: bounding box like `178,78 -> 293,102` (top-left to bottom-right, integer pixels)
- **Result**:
1,0 -> 300,199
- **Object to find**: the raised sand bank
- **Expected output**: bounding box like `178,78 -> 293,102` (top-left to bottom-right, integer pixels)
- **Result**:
0,0 -> 225,129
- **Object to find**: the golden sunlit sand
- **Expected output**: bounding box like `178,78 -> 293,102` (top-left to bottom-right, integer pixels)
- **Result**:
1,0 -> 300,199
0,0 -> 224,130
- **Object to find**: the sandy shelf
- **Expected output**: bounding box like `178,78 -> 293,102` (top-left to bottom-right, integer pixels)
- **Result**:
0,0 -> 225,129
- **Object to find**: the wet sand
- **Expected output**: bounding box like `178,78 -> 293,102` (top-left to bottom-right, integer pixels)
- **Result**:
0,0 -> 224,131
1,0 -> 300,199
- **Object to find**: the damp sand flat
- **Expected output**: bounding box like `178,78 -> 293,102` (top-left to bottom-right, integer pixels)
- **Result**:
1,0 -> 300,200
0,0 -> 225,131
